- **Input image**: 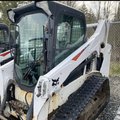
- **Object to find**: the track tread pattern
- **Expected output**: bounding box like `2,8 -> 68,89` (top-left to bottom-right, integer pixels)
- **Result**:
49,74 -> 109,120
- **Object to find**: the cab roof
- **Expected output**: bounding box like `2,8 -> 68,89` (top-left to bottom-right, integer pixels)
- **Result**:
7,1 -> 85,23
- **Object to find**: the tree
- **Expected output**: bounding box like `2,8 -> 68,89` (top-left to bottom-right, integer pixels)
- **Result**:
114,2 -> 120,21
59,1 -> 77,8
102,1 -> 114,19
97,1 -> 101,20
0,1 -> 31,25
79,3 -> 96,24
79,2 -> 88,15
87,8 -> 97,23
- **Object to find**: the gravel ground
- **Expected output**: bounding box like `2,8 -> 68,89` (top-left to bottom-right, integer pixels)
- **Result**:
96,76 -> 120,120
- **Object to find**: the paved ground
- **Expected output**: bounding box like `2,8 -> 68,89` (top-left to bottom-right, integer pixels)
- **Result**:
96,76 -> 120,120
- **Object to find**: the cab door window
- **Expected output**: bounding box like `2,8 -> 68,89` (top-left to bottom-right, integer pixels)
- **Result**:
55,14 -> 85,66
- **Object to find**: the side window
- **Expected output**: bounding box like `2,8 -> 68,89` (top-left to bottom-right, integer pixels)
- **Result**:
54,14 -> 85,66
71,19 -> 83,43
57,22 -> 71,49
0,30 -> 8,43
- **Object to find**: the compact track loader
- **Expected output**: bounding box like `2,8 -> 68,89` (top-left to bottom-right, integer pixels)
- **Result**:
0,23 -> 14,120
0,1 -> 111,120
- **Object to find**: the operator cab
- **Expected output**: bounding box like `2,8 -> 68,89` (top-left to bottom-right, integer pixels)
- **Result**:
7,1 -> 86,92
0,23 -> 14,65
0,23 -> 10,53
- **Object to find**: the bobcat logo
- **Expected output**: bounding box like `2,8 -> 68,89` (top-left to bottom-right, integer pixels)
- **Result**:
52,77 -> 60,86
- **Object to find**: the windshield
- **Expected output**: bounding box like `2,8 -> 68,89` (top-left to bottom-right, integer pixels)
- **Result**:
14,12 -> 48,89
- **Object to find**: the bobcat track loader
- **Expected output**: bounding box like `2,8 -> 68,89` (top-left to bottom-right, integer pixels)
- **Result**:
0,1 -> 111,120
0,23 -> 14,120
0,23 -> 14,119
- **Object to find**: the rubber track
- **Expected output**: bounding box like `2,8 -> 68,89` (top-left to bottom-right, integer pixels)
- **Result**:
49,75 -> 109,120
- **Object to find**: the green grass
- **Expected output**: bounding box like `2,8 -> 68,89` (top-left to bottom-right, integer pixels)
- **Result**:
110,62 -> 120,76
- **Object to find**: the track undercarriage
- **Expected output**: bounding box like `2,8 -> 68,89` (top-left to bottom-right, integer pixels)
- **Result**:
49,74 -> 110,120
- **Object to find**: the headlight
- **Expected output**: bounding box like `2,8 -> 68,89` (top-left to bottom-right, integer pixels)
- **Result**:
36,77 -> 49,99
